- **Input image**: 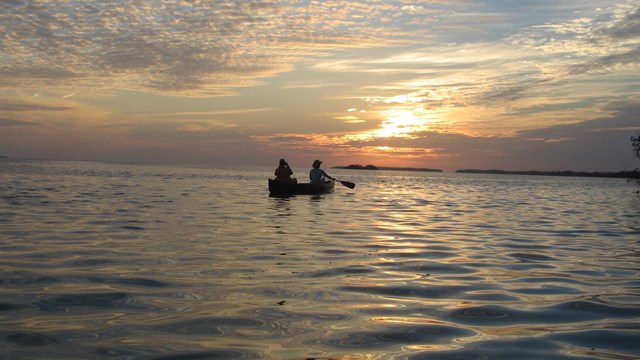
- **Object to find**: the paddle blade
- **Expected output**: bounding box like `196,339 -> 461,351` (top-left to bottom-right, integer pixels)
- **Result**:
340,180 -> 356,189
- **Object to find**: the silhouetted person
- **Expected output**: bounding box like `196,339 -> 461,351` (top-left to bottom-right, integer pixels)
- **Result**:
309,159 -> 335,185
275,159 -> 296,183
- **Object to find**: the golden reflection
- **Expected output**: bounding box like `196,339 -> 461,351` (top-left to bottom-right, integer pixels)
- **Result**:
329,355 -> 379,360
370,317 -> 448,325
22,318 -> 87,331
346,303 -> 405,309
406,344 -> 461,352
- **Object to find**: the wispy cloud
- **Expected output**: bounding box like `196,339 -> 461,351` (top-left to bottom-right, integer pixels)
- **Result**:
0,118 -> 41,127
0,0 -> 447,95
566,47 -> 640,75
599,5 -> 640,40
152,108 -> 275,117
0,100 -> 72,112
177,121 -> 237,132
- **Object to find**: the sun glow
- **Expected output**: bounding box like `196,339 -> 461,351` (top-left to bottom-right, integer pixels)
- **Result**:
373,109 -> 431,138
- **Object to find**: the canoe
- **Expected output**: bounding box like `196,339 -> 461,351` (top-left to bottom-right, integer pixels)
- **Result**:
268,178 -> 335,195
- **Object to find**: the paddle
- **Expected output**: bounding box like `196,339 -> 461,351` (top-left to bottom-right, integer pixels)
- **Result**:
329,176 -> 356,189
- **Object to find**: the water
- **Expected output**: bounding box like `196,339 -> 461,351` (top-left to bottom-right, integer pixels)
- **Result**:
1,160 -> 639,359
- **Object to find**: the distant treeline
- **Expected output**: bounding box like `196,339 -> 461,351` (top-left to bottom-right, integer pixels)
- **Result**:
456,169 -> 640,179
334,164 -> 443,172
334,164 -> 639,178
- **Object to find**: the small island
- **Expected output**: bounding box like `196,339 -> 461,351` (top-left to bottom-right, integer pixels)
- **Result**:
455,169 -> 640,179
334,164 -> 443,172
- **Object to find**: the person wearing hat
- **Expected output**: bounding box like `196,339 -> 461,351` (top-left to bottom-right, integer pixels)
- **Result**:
274,158 -> 296,183
309,159 -> 335,185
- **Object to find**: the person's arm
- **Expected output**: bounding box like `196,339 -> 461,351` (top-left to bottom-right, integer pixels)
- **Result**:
323,170 -> 335,181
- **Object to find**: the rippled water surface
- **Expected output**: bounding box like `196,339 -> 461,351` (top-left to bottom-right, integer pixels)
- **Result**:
1,160 -> 639,359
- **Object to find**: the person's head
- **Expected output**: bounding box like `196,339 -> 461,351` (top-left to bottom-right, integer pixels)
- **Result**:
279,159 -> 287,167
312,159 -> 322,169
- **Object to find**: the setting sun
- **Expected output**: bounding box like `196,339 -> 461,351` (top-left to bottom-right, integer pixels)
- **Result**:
373,109 -> 432,139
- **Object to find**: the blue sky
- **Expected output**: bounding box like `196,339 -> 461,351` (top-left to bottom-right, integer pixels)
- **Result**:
1,0 -> 639,171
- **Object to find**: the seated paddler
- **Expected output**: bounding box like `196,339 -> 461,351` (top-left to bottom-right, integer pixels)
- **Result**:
274,158 -> 297,183
309,159 -> 335,185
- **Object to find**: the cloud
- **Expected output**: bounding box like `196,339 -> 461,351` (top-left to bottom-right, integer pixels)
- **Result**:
3,1 -> 636,102
0,100 -> 72,112
481,4 -> 640,102
176,121 -> 237,132
0,0 -> 444,95
0,67 -> 80,87
0,118 -> 40,127
335,116 -> 366,124
566,46 -> 640,76
320,4 -> 640,111
152,108 -> 274,118
600,5 -> 640,40
177,124 -> 218,133
515,100 -> 640,139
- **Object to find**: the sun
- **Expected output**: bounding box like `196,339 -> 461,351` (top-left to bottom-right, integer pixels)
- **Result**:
373,109 -> 429,138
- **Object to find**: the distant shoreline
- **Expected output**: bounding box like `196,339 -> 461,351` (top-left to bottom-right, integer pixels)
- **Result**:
334,165 -> 442,172
333,164 -> 639,179
455,169 -> 640,179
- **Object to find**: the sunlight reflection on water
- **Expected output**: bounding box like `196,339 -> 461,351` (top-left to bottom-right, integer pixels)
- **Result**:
1,161 -> 639,359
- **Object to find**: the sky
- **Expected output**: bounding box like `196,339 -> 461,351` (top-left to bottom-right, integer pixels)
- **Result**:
1,0 -> 639,172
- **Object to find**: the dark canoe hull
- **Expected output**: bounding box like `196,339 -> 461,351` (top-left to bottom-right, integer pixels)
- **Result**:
268,179 -> 335,195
